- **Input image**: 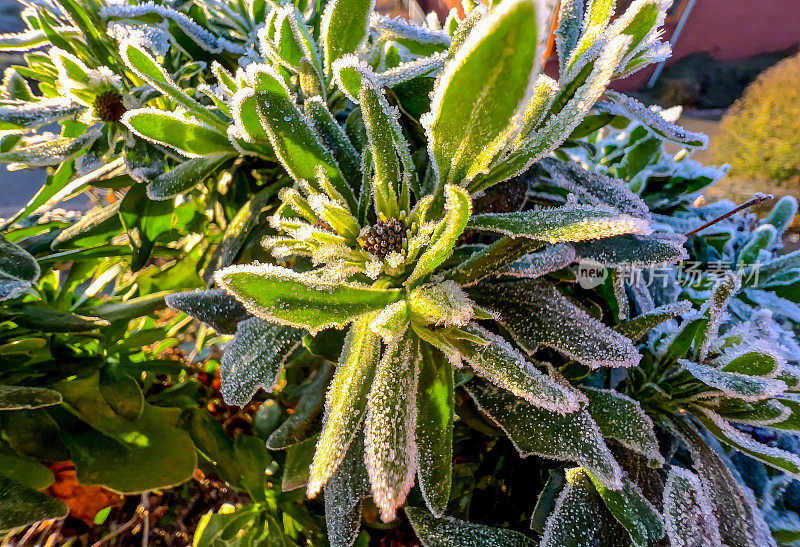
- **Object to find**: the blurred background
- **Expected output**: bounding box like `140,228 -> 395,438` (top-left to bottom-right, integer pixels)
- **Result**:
2,0 -> 799,216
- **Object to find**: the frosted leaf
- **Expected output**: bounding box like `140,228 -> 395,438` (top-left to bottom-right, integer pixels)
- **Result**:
106,22 -> 170,57
742,288 -> 800,324
309,315 -> 381,498
468,203 -> 651,242
614,301 -> 692,343
370,13 -> 452,46
405,507 -> 534,547
554,0 -> 583,70
540,467 -> 611,546
479,34 -> 631,190
586,472 -> 665,547
219,318 -> 303,407
692,406 -> 800,478
324,433 -> 370,547
663,467 -> 723,547
540,157 -> 651,221
582,387 -> 663,466
408,280 -> 475,328
267,363 -> 334,450
369,301 -> 410,342
573,233 -> 688,268
717,345 -> 784,377
375,52 -> 447,88
0,28 -> 75,51
100,2 -> 246,54
215,263 -> 403,335
165,289 -> 251,334
0,129 -> 100,168
466,380 -> 623,490
597,90 -> 709,149
680,360 -> 786,402
670,417 -> 776,546
0,233 -> 39,301
364,335 -> 418,522
460,324 -> 584,413
698,272 -> 739,361
0,98 -> 84,130
470,280 -> 641,369
500,243 -> 576,279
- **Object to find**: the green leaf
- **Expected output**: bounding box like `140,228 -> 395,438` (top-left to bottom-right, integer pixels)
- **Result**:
554,0 -> 583,70
468,205 -> 650,242
406,506 -> 534,547
12,307 -> 110,332
573,233 -> 687,267
720,350 -> 781,376
470,280 -> 641,369
324,434 -> 370,547
415,344 -> 453,517
0,233 -> 39,301
321,0 -> 375,76
407,185 -> 472,286
691,405 -> 800,477
216,264 -> 403,334
122,109 -> 234,158
119,182 -> 175,271
614,301 -> 692,342
0,476 -> 67,533
457,325 -> 583,413
219,318 -> 304,407
120,41 -> 224,130
256,91 -> 355,209
179,407 -> 244,489
308,314 -> 381,497
147,152 -> 234,200
586,472 -> 664,547
165,289 -> 251,335
0,445 -> 54,491
582,387 -> 662,465
0,386 -> 62,410
670,417 -> 773,546
466,380 -> 622,490
304,97 -> 362,190
0,98 -> 84,130
662,467 -> 722,547
540,468 -> 610,546
267,362 -> 334,449
679,360 -> 786,402
365,334 -> 418,522
423,0 -> 540,187
445,237 -> 542,286
282,435 -> 317,492
55,373 -> 196,493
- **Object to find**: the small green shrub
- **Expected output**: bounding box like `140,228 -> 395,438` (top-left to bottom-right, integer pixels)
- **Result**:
712,54 -> 800,184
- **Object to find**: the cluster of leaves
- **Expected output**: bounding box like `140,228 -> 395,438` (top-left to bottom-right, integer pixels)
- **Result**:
1,0 -> 800,546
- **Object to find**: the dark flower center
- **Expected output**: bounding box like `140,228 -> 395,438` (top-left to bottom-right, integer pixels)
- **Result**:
359,218 -> 407,258
93,90 -> 126,122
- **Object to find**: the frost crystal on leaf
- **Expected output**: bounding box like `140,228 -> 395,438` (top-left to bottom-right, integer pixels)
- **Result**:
663,467 -> 723,547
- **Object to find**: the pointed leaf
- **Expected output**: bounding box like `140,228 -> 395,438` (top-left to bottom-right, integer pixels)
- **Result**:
0,385 -> 62,410
423,0 -> 540,186
471,280 -> 641,368
0,234 -> 39,301
468,204 -> 651,242
679,360 -> 786,402
0,98 -> 84,130
147,152 -> 234,200
309,314 -> 381,497
614,301 -> 692,343
415,344 -> 454,517
215,264 -> 403,334
267,363 -> 334,450
324,433 -> 370,547
407,185 -> 472,286
406,507 -> 534,547
321,0 -> 375,76
540,467 -> 613,546
466,380 -> 622,489
365,335 -> 419,522
458,324 -> 583,413
663,467 -> 723,547
219,318 -> 304,406
582,387 -> 663,465
573,233 -> 688,267
122,109 -> 233,158
166,289 -> 251,335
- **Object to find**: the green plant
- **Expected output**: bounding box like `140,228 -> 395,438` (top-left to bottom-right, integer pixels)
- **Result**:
2,0 -> 800,545
712,53 -> 800,184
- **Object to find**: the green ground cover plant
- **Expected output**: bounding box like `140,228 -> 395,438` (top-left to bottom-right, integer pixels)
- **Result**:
1,0 -> 800,545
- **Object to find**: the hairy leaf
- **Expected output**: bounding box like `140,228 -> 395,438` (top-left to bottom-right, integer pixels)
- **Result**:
663,467 -> 722,547
406,507 -> 534,547
166,289 -> 251,335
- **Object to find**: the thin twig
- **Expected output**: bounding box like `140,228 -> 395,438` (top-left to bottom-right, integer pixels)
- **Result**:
684,193 -> 773,237
91,512 -> 141,547
141,492 -> 150,547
